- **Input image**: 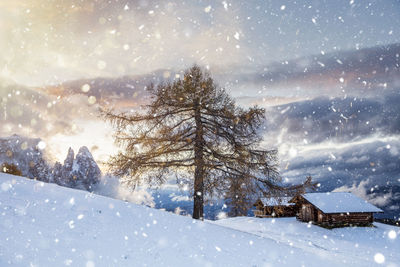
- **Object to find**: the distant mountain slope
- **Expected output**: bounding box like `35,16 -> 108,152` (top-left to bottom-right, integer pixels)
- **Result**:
36,43 -> 400,103
37,70 -> 173,108
264,92 -> 400,145
259,43 -> 400,86
223,43 -> 400,99
151,188 -> 225,219
1,173 -> 397,266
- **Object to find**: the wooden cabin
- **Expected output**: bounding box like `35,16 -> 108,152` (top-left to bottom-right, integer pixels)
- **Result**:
253,197 -> 297,217
290,192 -> 383,227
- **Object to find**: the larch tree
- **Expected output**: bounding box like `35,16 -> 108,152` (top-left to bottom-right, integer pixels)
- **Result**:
1,162 -> 22,177
102,65 -> 314,219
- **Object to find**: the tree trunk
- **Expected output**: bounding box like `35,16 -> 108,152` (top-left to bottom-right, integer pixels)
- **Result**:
193,100 -> 204,220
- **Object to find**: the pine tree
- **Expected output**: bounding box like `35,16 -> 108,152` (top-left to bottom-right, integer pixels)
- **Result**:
29,157 -> 51,182
103,65 -> 313,219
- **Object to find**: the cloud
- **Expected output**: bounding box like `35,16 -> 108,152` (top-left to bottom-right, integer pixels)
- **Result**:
277,131 -> 400,218
0,79 -> 116,162
0,81 -> 100,138
280,135 -> 400,186
334,179 -> 392,207
1,0 -> 247,86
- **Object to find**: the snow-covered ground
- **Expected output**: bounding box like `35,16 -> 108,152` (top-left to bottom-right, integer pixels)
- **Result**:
1,173 -> 399,266
213,217 -> 400,266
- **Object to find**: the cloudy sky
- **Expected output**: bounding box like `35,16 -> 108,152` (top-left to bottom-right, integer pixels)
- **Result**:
1,0 -> 399,213
1,0 -> 399,86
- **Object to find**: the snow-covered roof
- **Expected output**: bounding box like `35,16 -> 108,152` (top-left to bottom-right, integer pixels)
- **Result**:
301,192 -> 383,213
259,197 -> 295,207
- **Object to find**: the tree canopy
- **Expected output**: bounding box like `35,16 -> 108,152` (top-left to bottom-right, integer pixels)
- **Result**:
103,65 -> 314,219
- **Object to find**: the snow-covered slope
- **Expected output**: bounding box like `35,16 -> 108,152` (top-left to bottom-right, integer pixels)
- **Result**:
213,217 -> 400,266
1,173 -> 398,266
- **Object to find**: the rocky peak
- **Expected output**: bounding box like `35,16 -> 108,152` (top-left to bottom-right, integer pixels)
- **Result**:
63,147 -> 75,171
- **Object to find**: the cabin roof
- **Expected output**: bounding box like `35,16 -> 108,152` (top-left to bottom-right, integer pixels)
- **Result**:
301,192 -> 383,213
259,197 -> 295,207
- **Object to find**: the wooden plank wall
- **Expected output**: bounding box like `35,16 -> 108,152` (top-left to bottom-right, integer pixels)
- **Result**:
298,203 -> 373,225
326,213 -> 373,223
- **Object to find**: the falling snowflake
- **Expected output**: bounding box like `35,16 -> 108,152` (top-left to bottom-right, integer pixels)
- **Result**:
374,253 -> 385,264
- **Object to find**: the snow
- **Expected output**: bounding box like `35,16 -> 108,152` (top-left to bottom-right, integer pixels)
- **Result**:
1,173 -> 398,266
259,196 -> 294,206
302,192 -> 383,213
213,217 -> 400,266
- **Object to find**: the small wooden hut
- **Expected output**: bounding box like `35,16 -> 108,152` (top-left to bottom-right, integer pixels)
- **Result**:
253,197 -> 297,217
290,192 -> 383,227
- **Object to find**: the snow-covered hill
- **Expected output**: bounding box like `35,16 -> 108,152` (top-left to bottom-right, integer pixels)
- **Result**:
1,173 -> 399,266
